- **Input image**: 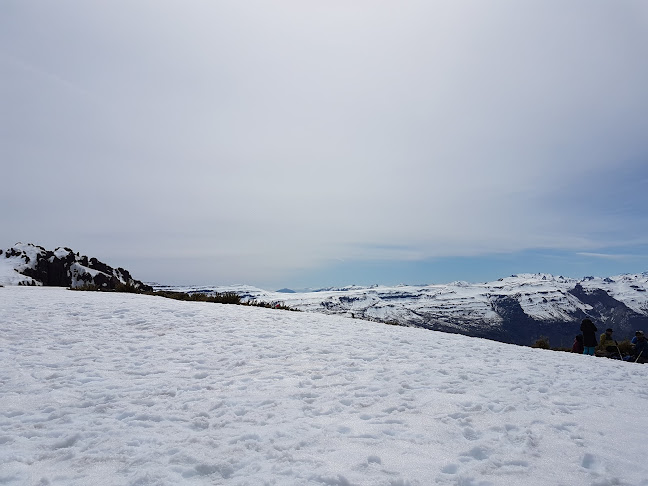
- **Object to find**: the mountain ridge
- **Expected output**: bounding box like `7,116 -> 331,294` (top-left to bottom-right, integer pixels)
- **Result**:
156,272 -> 648,346
4,242 -> 648,347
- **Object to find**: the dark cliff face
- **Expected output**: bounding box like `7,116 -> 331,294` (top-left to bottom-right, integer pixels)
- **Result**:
488,295 -> 543,345
3,244 -> 152,291
304,279 -> 648,347
426,286 -> 648,346
568,284 -> 648,338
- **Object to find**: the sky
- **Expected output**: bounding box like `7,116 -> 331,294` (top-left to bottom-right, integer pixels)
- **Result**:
2,1 -> 648,290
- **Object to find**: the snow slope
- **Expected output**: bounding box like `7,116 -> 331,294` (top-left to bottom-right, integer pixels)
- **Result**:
1,287 -> 647,485
155,272 -> 648,345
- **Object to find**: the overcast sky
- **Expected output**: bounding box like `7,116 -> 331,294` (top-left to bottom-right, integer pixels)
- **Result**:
2,1 -> 648,289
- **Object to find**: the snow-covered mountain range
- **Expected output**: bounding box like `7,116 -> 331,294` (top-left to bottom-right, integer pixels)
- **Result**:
157,272 -> 648,347
0,243 -> 151,291
4,243 -> 648,347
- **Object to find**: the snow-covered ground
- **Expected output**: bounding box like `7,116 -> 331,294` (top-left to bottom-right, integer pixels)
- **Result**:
153,272 -> 648,331
1,287 -> 647,486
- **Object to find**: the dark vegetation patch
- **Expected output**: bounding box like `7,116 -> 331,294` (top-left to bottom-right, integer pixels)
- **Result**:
70,283 -> 298,310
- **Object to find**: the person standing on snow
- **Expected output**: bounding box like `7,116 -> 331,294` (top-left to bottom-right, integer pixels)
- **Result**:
580,318 -> 598,355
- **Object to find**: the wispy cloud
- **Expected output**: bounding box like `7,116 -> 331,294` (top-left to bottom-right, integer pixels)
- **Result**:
577,253 -> 637,261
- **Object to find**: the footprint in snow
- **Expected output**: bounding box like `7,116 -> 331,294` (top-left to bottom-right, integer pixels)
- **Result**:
441,463 -> 459,474
460,446 -> 490,461
581,453 -> 604,473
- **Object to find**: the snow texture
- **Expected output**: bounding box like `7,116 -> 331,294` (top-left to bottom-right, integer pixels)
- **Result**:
0,244 -> 41,286
0,257 -> 37,286
1,286 -> 647,486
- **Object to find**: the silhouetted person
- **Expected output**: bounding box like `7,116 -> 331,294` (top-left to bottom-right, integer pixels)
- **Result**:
571,334 -> 584,354
580,318 -> 597,355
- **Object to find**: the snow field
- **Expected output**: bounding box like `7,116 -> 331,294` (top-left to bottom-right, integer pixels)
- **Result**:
1,287 -> 647,485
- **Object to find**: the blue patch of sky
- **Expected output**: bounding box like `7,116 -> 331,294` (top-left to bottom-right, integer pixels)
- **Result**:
285,247 -> 648,291
570,159 -> 648,219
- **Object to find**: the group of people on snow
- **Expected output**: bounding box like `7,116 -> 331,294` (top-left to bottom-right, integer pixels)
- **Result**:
572,318 -> 647,363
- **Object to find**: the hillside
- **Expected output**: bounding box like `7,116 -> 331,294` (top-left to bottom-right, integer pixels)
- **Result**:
1,286 -> 647,485
0,243 -> 151,291
158,273 -> 648,346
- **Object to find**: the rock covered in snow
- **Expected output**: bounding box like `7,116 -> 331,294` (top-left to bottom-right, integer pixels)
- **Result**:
0,243 -> 151,291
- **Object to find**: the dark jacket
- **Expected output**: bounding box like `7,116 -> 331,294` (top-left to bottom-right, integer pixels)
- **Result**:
580,319 -> 598,347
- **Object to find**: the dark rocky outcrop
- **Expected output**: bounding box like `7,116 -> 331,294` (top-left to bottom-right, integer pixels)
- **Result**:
3,243 -> 152,291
